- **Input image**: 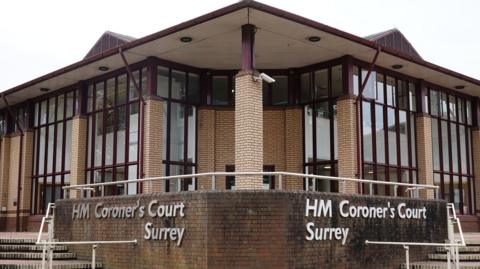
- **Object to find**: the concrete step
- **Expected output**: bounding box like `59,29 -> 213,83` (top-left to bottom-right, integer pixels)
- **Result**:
406,261 -> 480,269
436,246 -> 480,253
0,252 -> 76,260
0,245 -> 68,253
429,253 -> 480,261
0,239 -> 37,245
0,260 -> 102,269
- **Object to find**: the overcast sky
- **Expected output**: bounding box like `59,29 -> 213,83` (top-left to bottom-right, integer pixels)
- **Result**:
0,0 -> 478,91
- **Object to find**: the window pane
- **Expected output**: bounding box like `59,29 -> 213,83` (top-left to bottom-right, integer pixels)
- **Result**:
466,100 -> 472,125
362,101 -> 373,162
449,95 -> 457,122
55,122 -> 63,172
87,85 -> 94,113
141,68 -> 147,96
314,69 -> 328,99
375,105 -> 385,164
40,100 -> 47,125
333,102 -> 338,160
212,76 -> 229,105
410,114 -> 416,167
188,73 -> 200,104
96,82 -> 105,110
272,76 -> 288,105
331,65 -> 343,97
409,82 -> 416,112
66,91 -> 75,118
129,103 -> 139,162
430,90 -> 440,116
64,121 -> 72,171
105,110 -> 114,166
451,123 -> 458,173
386,76 -> 396,106
458,98 -> 465,124
117,75 -> 127,105
376,73 -> 384,103
117,106 -> 126,164
399,111 -> 408,167
57,95 -> 65,121
170,103 -> 185,162
106,78 -> 115,108
353,67 -> 359,96
300,73 -> 312,102
453,175 -> 460,208
316,102 -> 330,161
304,106 -> 313,163
361,69 -> 376,99
47,125 -> 54,173
128,165 -> 138,195
94,112 -> 103,167
157,66 -> 169,98
48,97 -> 56,123
441,120 -> 450,172
171,70 -> 186,100
187,106 -> 196,163
460,125 -> 468,174
398,80 -> 408,110
87,116 -> 93,168
39,127 -> 46,175
440,92 -> 448,119
387,107 -> 397,165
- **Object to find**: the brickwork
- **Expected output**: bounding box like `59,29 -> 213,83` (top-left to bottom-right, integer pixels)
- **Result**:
472,129 -> 480,213
70,116 -> 87,199
284,107 -> 304,190
264,109 -> 286,189
197,108 -> 216,190
55,191 -> 447,269
143,98 -> 164,193
337,97 -> 359,194
0,137 -> 10,230
234,71 -> 263,189
416,114 -> 435,199
214,109 -> 235,190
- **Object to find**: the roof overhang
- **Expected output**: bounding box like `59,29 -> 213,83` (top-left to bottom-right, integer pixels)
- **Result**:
3,0 -> 480,108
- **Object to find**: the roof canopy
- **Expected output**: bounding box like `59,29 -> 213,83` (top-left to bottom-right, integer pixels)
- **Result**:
3,0 -> 479,108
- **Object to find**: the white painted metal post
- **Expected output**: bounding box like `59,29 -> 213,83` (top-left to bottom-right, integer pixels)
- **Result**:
448,212 -> 455,269
394,185 -> 398,197
124,183 -> 128,195
41,244 -> 47,269
91,245 -> 98,269
211,175 -> 216,190
404,245 -> 409,269
177,178 -> 181,192
278,174 -> 283,190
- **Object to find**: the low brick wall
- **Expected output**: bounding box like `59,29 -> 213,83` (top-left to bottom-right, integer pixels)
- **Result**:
55,191 -> 447,269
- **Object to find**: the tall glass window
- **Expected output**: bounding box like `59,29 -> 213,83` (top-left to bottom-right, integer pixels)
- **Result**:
302,65 -> 342,192
86,69 -> 146,196
357,66 -> 417,196
32,89 -> 77,214
157,66 -> 199,192
429,88 -> 474,214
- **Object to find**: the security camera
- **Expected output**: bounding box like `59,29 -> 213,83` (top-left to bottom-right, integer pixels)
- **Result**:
260,73 -> 275,84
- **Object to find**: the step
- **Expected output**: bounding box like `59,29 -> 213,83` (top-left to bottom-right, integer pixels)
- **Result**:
0,239 -> 37,245
406,261 -> 480,269
436,246 -> 480,253
0,245 -> 68,253
429,253 -> 480,261
0,260 -> 102,269
0,252 -> 76,260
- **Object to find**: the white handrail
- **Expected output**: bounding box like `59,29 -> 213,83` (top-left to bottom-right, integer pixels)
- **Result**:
38,240 -> 138,245
36,203 -> 55,244
62,171 -> 439,198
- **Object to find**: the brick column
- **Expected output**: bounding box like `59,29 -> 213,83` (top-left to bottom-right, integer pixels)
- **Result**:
143,97 -> 164,193
337,96 -> 359,194
285,107 -> 303,190
197,108 -> 215,190
234,71 -> 263,189
19,131 -> 34,230
0,137 -> 11,230
472,129 -> 480,212
415,114 -> 435,199
70,116 -> 87,199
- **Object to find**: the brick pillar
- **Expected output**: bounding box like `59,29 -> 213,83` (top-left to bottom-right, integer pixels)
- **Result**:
197,108 -> 215,190
0,137 -> 11,229
472,129 -> 480,212
285,107 -> 303,190
6,132 -> 34,231
143,97 -> 164,193
234,71 -> 263,189
70,116 -> 87,199
415,114 -> 435,199
337,96 -> 359,194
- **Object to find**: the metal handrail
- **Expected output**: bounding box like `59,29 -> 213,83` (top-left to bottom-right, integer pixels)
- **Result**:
36,202 -> 137,269
62,171 -> 439,198
365,203 -> 465,269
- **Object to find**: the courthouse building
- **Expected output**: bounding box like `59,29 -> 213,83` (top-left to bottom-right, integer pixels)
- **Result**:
1,0 -> 480,232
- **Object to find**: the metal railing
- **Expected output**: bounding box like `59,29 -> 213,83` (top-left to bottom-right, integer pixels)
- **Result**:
62,171 -> 440,199
36,202 -> 137,269
365,203 -> 465,269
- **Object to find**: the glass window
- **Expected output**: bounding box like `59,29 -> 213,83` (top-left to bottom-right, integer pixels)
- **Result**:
212,76 -> 229,105
314,69 -> 328,99
304,106 -> 313,163
187,73 -> 200,104
171,70 -> 186,100
376,73 -> 384,103
399,111 -> 408,166
315,102 -> 330,160
375,105 -> 385,164
331,65 -> 343,97
361,69 -> 376,99
387,107 -> 397,165
157,67 -> 169,98
362,101 -> 373,162
117,75 -> 128,105
271,76 -> 288,105
386,76 -> 396,106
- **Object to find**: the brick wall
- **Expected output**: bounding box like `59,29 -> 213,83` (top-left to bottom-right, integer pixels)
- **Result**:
0,137 -> 10,230
234,71 -> 263,189
197,108 -> 216,190
337,97 -> 359,194
215,109 -> 235,190
415,114 -> 435,199
55,191 -> 447,269
472,128 -> 480,214
284,107 -> 303,190
143,97 -> 164,193
70,116 -> 87,198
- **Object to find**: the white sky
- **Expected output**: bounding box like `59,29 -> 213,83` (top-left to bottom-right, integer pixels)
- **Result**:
0,0 -> 479,92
